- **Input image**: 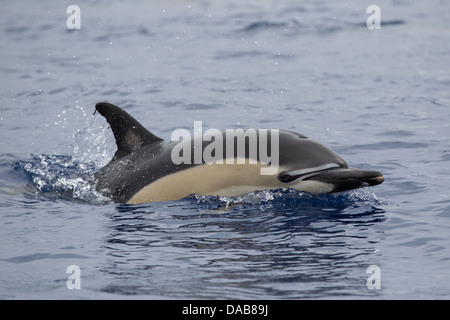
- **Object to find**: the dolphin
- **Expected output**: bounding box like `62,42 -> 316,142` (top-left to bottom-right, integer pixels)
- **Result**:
93,102 -> 384,204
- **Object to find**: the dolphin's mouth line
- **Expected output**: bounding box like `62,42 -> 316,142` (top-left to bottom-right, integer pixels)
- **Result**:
304,167 -> 385,192
279,165 -> 384,193
305,167 -> 384,183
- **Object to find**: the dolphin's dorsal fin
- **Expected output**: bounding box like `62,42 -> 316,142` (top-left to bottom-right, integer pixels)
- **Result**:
95,102 -> 163,160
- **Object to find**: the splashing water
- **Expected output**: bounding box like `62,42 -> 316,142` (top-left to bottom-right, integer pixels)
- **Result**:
193,187 -> 384,211
8,105 -> 118,204
13,154 -> 108,204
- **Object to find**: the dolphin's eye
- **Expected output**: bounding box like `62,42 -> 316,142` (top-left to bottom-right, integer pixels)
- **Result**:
278,172 -> 295,183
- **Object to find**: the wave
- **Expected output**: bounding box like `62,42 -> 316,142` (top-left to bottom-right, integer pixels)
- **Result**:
240,19 -> 303,33
239,18 -> 405,36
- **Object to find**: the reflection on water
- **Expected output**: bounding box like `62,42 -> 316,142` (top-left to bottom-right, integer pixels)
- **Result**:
101,191 -> 385,299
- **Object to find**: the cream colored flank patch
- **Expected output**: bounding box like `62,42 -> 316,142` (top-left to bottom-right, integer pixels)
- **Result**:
127,160 -> 333,204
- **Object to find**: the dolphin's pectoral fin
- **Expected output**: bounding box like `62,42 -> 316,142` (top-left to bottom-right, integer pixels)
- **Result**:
95,102 -> 163,160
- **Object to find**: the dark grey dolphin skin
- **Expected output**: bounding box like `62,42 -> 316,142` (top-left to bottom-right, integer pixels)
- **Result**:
94,102 -> 384,204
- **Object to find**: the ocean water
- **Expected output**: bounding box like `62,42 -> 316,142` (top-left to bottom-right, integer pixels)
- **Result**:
1,0 -> 450,299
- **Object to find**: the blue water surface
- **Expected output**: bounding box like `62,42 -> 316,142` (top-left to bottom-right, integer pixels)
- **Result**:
1,0 -> 450,299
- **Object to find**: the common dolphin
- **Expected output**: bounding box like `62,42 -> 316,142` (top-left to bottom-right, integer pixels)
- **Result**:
94,102 -> 384,204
